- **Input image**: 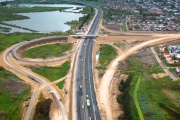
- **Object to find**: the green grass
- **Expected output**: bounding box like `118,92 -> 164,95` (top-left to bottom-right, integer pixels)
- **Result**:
0,67 -> 31,120
0,7 -> 70,22
134,75 -> 144,120
38,93 -> 45,101
0,33 -> 46,53
57,80 -> 65,89
121,58 -> 180,120
119,24 -> 127,31
113,42 -> 121,48
29,61 -> 70,82
0,32 -> 70,54
97,44 -> 118,69
23,43 -> 72,59
66,20 -> 83,29
66,7 -> 95,29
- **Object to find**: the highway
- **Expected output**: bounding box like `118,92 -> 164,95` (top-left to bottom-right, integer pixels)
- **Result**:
75,6 -> 102,120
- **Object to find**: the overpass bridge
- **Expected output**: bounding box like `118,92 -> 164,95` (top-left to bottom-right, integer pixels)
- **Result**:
70,34 -> 101,39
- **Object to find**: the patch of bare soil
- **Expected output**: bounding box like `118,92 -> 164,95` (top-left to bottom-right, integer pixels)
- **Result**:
105,24 -> 120,31
0,110 -> 6,120
152,73 -> 168,79
163,90 -> 180,107
110,72 -> 126,120
132,47 -> 156,65
117,60 -> 130,70
3,79 -> 28,94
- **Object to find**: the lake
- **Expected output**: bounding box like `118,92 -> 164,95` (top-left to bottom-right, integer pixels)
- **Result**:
3,4 -> 85,33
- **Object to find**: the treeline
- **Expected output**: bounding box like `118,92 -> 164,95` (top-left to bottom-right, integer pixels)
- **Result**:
117,75 -> 133,120
78,7 -> 94,29
34,98 -> 52,120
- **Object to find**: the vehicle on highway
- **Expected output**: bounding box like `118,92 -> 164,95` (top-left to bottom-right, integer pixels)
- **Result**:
84,43 -> 86,46
86,99 -> 90,107
86,95 -> 89,98
79,85 -> 82,89
82,104 -> 84,109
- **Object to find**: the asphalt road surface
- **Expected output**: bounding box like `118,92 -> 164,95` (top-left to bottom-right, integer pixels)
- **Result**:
75,7 -> 102,120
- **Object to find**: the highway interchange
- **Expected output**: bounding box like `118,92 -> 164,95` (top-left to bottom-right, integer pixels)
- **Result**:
2,4 -> 102,120
2,2 -> 180,120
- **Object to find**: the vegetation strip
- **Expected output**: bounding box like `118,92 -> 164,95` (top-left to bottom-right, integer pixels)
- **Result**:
134,75 -> 144,120
28,61 -> 70,82
57,80 -> 65,89
23,43 -> 72,59
96,44 -> 118,69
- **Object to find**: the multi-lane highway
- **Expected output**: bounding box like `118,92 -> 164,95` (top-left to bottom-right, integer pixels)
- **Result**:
75,7 -> 102,120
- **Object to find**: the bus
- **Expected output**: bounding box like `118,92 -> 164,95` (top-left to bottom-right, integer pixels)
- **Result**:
86,99 -> 90,107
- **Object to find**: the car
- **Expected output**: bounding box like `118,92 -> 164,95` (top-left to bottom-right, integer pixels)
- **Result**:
79,85 -> 82,88
86,95 -> 89,98
82,104 -> 84,109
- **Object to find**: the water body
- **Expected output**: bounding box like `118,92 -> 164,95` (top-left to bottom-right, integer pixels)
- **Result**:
0,24 -> 31,33
3,4 -> 85,33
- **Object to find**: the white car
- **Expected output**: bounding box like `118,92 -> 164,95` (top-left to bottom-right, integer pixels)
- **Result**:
82,104 -> 84,109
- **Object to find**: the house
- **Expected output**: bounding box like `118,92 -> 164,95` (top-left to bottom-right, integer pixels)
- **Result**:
167,59 -> 174,64
174,67 -> 180,76
163,53 -> 170,58
175,53 -> 180,59
159,45 -> 166,52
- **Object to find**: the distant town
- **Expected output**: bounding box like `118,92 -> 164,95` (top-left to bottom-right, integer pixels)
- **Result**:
103,0 -> 180,32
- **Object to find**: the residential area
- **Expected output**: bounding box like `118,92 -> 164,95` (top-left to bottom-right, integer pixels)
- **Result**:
157,42 -> 180,77
103,0 -> 180,32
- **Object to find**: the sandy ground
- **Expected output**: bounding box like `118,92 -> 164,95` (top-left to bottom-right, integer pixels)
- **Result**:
110,73 -> 127,120
163,90 -> 180,107
97,33 -> 180,120
152,73 -> 168,78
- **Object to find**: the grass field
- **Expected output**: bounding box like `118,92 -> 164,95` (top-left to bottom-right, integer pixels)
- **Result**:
23,43 -> 72,59
57,80 -> 65,89
66,7 -> 94,29
97,44 -> 118,69
0,33 -> 47,53
119,24 -> 127,31
120,58 -> 180,120
0,67 -> 30,120
29,61 -> 70,82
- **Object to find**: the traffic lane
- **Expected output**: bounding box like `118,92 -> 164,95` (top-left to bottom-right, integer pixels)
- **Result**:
76,41 -> 89,120
88,40 -> 100,119
84,41 -> 97,120
85,40 -> 100,120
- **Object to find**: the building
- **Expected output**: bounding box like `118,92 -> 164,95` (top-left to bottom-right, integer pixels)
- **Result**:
174,67 -> 180,76
159,45 -> 166,52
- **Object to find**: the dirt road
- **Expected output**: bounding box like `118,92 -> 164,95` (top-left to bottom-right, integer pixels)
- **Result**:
98,34 -> 180,120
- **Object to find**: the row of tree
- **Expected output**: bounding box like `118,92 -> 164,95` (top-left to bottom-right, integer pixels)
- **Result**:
34,98 -> 52,120
117,75 -> 133,120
